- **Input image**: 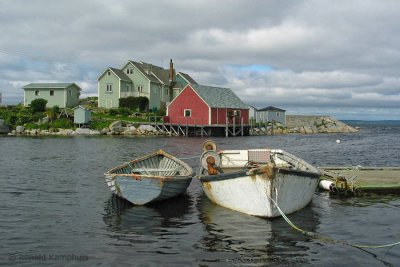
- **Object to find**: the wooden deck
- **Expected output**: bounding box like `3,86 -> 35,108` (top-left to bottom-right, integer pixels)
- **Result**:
149,122 -> 251,137
319,167 -> 400,194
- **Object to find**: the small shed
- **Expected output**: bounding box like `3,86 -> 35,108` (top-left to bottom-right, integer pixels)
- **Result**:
255,106 -> 286,124
74,106 -> 91,125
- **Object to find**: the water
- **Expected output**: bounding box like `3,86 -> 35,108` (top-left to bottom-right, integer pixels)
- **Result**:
1,123 -> 399,266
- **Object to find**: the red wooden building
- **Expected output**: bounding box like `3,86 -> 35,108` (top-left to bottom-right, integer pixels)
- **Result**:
165,84 -> 249,126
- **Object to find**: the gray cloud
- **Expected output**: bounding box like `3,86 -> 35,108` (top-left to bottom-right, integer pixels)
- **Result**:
0,0 -> 399,119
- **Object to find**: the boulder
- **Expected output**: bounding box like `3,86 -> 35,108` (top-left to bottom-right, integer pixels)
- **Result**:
15,125 -> 25,134
75,128 -> 91,135
109,121 -> 123,132
138,125 -> 157,133
89,130 -> 101,135
0,119 -> 10,134
100,127 -> 110,135
58,129 -> 74,135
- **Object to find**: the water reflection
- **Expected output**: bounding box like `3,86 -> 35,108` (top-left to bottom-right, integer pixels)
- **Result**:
103,194 -> 193,234
196,195 -> 320,266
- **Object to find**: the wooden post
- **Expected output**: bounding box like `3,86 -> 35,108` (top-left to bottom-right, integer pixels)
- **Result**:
271,120 -> 274,135
241,117 -> 244,136
185,117 -> 188,137
226,116 -> 228,137
233,117 -> 236,136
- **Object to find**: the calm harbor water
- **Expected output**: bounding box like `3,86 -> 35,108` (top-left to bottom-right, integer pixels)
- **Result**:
1,123 -> 399,266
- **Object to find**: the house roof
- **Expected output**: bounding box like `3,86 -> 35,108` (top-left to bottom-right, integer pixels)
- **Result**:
129,60 -> 172,85
109,67 -> 131,82
178,72 -> 197,84
23,83 -> 82,91
190,84 -> 249,109
258,106 -> 286,112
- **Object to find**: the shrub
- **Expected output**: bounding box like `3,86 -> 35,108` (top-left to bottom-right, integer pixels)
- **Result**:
117,107 -> 132,116
119,96 -> 149,112
30,99 -> 47,113
47,106 -> 60,121
50,118 -> 73,129
90,119 -> 110,130
108,109 -> 118,116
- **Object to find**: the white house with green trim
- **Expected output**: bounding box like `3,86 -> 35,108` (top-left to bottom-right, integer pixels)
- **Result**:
97,59 -> 196,110
23,83 -> 81,108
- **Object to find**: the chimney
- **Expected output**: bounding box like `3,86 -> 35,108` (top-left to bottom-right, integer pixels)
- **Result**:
169,59 -> 174,82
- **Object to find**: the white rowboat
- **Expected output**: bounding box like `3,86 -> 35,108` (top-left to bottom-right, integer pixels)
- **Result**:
198,144 -> 321,218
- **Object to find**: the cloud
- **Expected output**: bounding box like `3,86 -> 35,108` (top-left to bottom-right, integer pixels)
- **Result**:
0,0 -> 399,119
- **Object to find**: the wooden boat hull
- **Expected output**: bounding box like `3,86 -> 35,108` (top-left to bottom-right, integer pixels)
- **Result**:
105,175 -> 192,205
200,169 -> 319,217
199,147 -> 321,217
105,150 -> 194,205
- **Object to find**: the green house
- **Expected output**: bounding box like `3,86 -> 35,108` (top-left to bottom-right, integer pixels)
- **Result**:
97,60 -> 196,110
23,83 -> 81,108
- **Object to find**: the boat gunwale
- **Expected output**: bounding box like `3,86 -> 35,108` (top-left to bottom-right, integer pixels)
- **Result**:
199,166 -> 321,183
104,149 -> 194,178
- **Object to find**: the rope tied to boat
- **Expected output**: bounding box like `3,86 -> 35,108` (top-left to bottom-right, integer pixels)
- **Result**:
268,192 -> 400,250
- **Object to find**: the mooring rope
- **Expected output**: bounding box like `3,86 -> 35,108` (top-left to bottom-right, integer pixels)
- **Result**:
268,194 -> 400,249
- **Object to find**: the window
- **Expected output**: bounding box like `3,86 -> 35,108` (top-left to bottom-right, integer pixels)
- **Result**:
108,71 -> 111,76
184,109 -> 192,117
106,84 -> 112,92
68,90 -> 72,96
276,112 -> 280,117
138,85 -> 143,92
126,85 -> 130,92
126,68 -> 133,74
50,90 -> 54,96
233,110 -> 241,117
165,88 -> 169,95
35,90 -> 39,96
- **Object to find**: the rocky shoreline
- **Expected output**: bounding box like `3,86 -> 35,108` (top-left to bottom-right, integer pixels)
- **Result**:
1,115 -> 358,137
6,121 -> 166,136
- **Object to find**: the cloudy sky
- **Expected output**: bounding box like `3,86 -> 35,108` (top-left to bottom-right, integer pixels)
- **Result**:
1,0 -> 399,120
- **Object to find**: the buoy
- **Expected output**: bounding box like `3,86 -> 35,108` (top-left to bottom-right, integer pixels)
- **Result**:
336,139 -> 341,144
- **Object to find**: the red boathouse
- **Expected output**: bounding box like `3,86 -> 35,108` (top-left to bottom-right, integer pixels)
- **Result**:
164,84 -> 250,136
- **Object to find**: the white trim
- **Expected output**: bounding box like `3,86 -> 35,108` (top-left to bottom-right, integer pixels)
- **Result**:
64,89 -> 67,108
97,82 -> 100,107
177,72 -> 192,84
151,71 -> 164,85
183,109 -> 192,117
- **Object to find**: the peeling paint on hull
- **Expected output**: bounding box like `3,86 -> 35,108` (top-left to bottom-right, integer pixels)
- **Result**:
104,149 -> 194,205
201,171 -> 319,217
199,148 -> 321,218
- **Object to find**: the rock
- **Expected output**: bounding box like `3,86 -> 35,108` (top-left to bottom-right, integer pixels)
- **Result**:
58,129 -> 74,135
75,128 -> 91,135
16,125 -> 25,134
138,125 -> 156,133
109,121 -> 123,132
28,129 -> 39,135
0,119 -> 10,134
100,127 -> 109,135
89,130 -> 101,135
